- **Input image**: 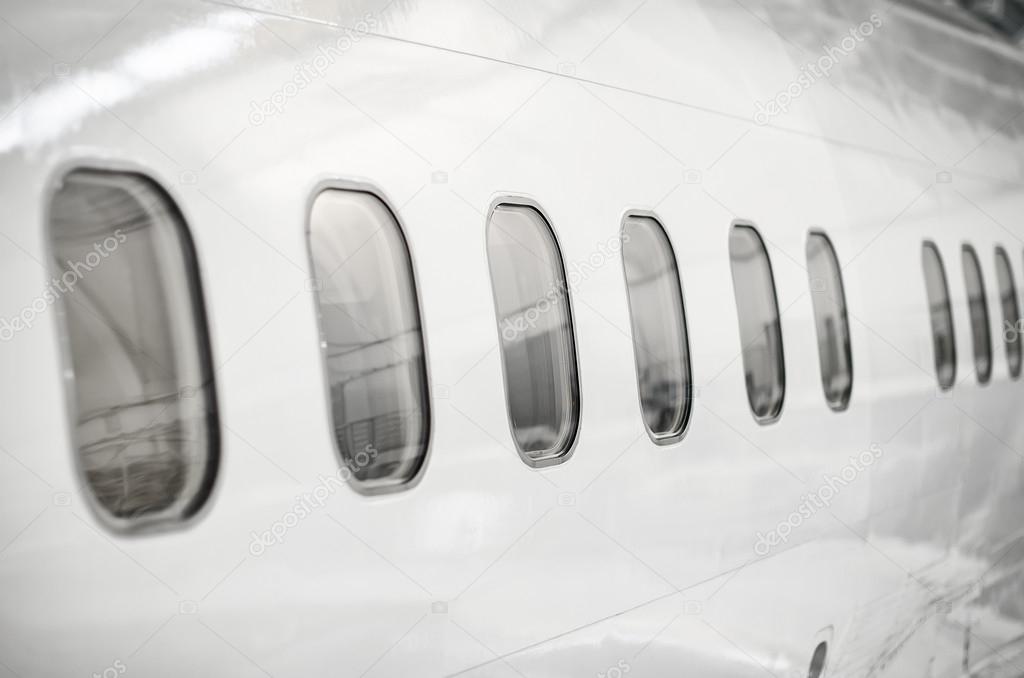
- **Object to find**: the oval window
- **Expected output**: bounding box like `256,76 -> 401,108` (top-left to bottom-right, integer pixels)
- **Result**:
308,189 -> 431,493
621,214 -> 692,443
922,242 -> 956,390
994,246 -> 1021,378
807,641 -> 828,678
49,169 -> 219,531
806,231 -> 852,411
729,224 -> 785,423
486,201 -> 580,466
961,244 -> 992,384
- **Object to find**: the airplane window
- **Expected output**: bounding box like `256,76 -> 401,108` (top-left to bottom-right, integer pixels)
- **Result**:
962,244 -> 992,384
48,169 -> 219,531
807,641 -> 828,678
486,202 -> 580,465
806,231 -> 852,411
621,214 -> 692,443
729,224 -> 785,423
308,189 -> 430,493
922,242 -> 957,390
994,246 -> 1021,378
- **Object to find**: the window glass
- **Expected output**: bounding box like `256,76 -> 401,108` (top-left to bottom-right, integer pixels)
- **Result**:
994,247 -> 1021,378
962,244 -> 992,383
807,642 -> 828,678
729,224 -> 785,423
49,169 -> 219,530
922,242 -> 957,390
806,232 -> 852,411
486,203 -> 580,464
621,215 -> 692,442
308,189 -> 430,492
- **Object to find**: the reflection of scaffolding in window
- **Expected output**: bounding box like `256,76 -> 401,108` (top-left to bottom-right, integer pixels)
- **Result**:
79,391 -> 190,518
66,266 -> 195,518
334,409 -> 421,480
638,357 -> 684,433
325,328 -> 425,481
744,321 -> 783,416
504,328 -> 565,450
497,284 -> 566,334
820,316 -> 851,400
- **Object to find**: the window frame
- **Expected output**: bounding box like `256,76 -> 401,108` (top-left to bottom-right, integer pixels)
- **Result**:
961,243 -> 993,384
303,179 -> 434,495
485,195 -> 581,468
994,245 -> 1021,379
619,209 -> 693,445
805,229 -> 853,412
921,241 -> 957,390
44,160 -> 221,534
728,220 -> 786,425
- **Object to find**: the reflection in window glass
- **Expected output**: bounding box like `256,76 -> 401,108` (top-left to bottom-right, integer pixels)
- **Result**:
994,247 -> 1021,378
806,232 -> 852,411
962,244 -> 992,384
729,224 -> 785,423
922,242 -> 957,390
807,642 -> 828,678
621,215 -> 692,442
49,169 -> 219,530
308,190 -> 430,492
487,203 -> 580,465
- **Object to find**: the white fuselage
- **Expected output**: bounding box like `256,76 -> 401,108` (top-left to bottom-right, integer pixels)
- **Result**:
1,1 -> 1023,676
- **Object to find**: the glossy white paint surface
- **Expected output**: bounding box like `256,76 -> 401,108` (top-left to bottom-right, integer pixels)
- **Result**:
1,0 -> 1023,676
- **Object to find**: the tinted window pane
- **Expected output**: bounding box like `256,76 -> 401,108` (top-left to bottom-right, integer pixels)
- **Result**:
995,247 -> 1021,378
807,642 -> 828,678
308,190 -> 430,492
621,215 -> 692,442
806,232 -> 852,411
487,203 -> 579,464
922,242 -> 957,390
729,224 -> 785,423
49,169 -> 219,530
962,244 -> 992,383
